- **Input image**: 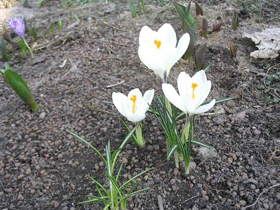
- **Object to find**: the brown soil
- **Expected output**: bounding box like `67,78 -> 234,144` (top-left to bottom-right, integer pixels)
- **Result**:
1,0 -> 280,209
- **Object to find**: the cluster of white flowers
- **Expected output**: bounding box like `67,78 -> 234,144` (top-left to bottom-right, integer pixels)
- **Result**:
112,23 -> 215,122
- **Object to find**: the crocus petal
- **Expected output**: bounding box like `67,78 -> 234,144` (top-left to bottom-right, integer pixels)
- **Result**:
139,26 -> 157,47
112,92 -> 129,117
127,112 -> 146,123
195,81 -> 211,108
192,99 -> 216,114
162,83 -> 186,112
157,23 -> 177,48
177,71 -> 191,98
169,33 -> 190,72
143,89 -> 155,106
138,46 -> 176,79
192,70 -> 207,85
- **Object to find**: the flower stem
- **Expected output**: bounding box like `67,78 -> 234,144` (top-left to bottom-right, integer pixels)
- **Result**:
23,38 -> 33,59
181,115 -> 190,144
135,122 -> 145,147
184,115 -> 193,175
174,150 -> 179,168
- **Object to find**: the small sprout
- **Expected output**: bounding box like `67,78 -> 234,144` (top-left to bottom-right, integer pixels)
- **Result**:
37,0 -> 45,7
194,44 -> 207,70
229,42 -> 237,59
200,18 -> 208,38
61,0 -> 74,8
232,11 -> 239,31
128,0 -> 137,18
212,22 -> 222,32
57,19 -> 63,29
49,22 -> 56,34
0,38 -> 11,61
29,22 -> 38,41
194,1 -> 203,16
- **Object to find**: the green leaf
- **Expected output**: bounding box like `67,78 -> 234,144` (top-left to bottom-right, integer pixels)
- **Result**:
182,18 -> 197,59
173,2 -> 195,27
232,11 -> 239,31
128,0 -> 137,18
3,65 -> 39,111
167,145 -> 178,161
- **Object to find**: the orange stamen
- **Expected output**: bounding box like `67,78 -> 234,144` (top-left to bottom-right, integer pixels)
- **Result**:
154,40 -> 161,49
130,95 -> 137,114
192,83 -> 198,99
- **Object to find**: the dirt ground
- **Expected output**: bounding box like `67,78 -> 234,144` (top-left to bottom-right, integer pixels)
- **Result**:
1,0 -> 280,209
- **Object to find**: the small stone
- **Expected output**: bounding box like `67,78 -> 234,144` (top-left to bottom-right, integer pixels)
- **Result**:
189,161 -> 196,171
122,157 -> 128,164
17,174 -> 25,180
253,129 -> 261,135
276,192 -> 280,201
52,201 -> 59,208
40,170 -> 46,175
228,157 -> 233,164
170,179 -> 176,184
147,145 -> 154,152
17,193 -> 24,200
173,168 -> 179,176
99,162 -> 104,167
240,200 -> 246,206
203,195 -> 209,201
263,203 -> 269,209
39,112 -> 46,119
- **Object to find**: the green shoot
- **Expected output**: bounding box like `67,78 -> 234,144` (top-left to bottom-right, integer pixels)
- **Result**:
67,126 -> 150,209
128,0 -> 137,18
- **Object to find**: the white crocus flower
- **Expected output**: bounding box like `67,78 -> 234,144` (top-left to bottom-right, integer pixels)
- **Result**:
112,88 -> 154,123
138,23 -> 190,82
162,70 -> 215,115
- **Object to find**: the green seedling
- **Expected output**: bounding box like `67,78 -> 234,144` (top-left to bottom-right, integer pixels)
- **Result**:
0,64 -> 39,112
232,11 -> 239,31
0,38 -> 11,61
194,44 -> 207,70
128,0 -> 137,18
173,2 -> 197,59
67,126 -> 150,210
200,18 -> 208,38
61,0 -> 74,8
229,42 -> 237,59
49,22 -> 56,34
29,22 -> 38,41
57,19 -> 63,29
37,0 -> 45,7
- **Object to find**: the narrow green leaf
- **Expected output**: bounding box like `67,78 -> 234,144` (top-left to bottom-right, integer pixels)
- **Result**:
167,145 -> 178,161
3,65 -> 39,111
173,2 -> 195,27
232,11 -> 239,31
192,139 -> 214,149
128,0 -> 137,18
87,175 -> 108,195
66,130 -> 107,164
182,18 -> 197,59
78,196 -> 108,204
120,168 -> 151,190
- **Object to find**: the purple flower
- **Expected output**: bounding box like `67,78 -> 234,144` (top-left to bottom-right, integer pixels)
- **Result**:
7,16 -> 25,39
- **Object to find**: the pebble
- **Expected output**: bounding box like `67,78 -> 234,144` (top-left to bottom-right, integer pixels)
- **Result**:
122,157 -> 128,164
227,157 -> 233,164
17,193 -> 24,200
17,174 -> 25,180
147,145 -> 154,152
240,200 -> 246,206
39,112 -> 46,119
173,168 -> 179,176
253,129 -> 261,135
189,161 -> 196,171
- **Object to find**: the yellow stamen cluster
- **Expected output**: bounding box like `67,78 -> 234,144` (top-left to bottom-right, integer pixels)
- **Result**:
130,95 -> 137,114
192,83 -> 198,99
154,40 -> 161,49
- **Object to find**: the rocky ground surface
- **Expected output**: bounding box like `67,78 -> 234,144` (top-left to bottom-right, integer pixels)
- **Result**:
0,0 -> 280,209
